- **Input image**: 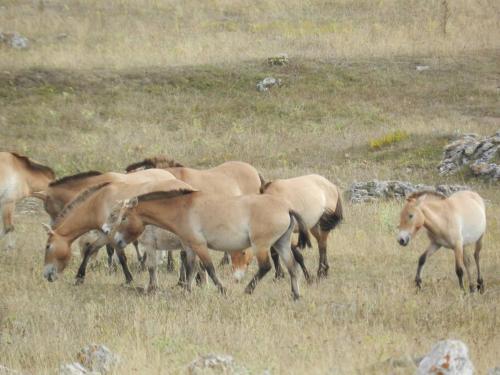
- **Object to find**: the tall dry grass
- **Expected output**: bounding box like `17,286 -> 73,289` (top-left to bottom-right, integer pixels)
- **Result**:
0,0 -> 499,69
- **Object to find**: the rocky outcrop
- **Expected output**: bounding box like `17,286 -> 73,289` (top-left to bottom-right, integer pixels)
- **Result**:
417,340 -> 474,375
256,77 -> 281,92
349,180 -> 468,203
438,131 -> 500,180
60,344 -> 119,375
188,354 -> 248,375
0,32 -> 29,49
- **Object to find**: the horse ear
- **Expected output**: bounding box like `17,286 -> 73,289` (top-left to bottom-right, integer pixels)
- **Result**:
125,197 -> 139,208
42,223 -> 54,235
32,191 -> 48,201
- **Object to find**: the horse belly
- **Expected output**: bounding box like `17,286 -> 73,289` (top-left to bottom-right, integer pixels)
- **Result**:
0,174 -> 20,202
206,230 -> 251,252
460,213 -> 486,245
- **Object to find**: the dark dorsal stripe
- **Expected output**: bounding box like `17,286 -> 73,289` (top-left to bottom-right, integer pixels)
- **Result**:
407,190 -> 447,201
49,171 -> 102,187
125,155 -> 184,172
10,152 -> 55,179
52,182 -> 111,228
137,189 -> 195,203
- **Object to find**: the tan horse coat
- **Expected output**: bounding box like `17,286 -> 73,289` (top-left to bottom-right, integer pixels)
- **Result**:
42,169 -> 183,282
110,191 -> 311,299
0,152 -> 55,250
397,190 -> 486,292
232,174 -> 343,281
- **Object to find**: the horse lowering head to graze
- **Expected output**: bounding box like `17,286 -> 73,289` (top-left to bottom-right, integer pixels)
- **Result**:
0,152 -> 55,250
232,174 -> 342,283
397,190 -> 486,293
107,189 -> 311,299
41,169 -> 183,282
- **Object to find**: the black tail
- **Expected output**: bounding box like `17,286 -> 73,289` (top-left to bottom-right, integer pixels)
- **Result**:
319,188 -> 344,232
289,210 -> 312,249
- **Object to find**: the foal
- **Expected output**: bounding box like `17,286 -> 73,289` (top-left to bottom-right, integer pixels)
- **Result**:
0,152 -> 55,250
397,190 -> 486,292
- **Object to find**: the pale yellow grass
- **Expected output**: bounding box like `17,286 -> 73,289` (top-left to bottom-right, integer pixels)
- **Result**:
0,199 -> 499,374
1,0 -> 499,69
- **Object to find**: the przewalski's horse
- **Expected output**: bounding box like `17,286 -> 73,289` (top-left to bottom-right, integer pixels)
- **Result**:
39,170 -> 144,270
397,190 -> 486,293
108,191 -> 311,299
41,169 -> 184,282
232,174 -> 343,282
123,156 -> 265,271
0,152 -> 55,250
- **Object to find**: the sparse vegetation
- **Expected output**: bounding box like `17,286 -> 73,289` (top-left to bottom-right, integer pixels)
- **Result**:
0,0 -> 499,374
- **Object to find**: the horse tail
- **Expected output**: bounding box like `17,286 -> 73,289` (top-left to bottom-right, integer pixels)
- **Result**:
319,187 -> 344,232
289,210 -> 311,249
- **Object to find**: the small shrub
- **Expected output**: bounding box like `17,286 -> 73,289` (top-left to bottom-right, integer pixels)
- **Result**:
369,130 -> 409,150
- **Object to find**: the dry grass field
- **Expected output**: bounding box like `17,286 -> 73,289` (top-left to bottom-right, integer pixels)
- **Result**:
1,0 -> 499,374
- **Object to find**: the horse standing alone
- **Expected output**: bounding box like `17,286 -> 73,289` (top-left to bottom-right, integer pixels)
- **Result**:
397,190 -> 486,293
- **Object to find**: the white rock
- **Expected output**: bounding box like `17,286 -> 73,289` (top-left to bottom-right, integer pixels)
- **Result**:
188,354 -> 248,375
0,32 -> 29,49
488,367 -> 500,375
256,77 -> 281,92
417,340 -> 474,375
0,365 -> 25,375
77,344 -> 119,374
416,65 -> 430,71
59,363 -> 98,375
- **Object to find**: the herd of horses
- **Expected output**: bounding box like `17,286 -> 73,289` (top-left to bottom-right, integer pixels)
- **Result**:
0,151 -> 488,299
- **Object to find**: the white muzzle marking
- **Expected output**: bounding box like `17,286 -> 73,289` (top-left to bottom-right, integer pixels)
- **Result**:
101,223 -> 112,235
43,264 -> 58,282
233,269 -> 246,282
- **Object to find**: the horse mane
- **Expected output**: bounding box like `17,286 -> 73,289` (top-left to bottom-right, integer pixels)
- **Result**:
125,155 -> 184,172
52,182 -> 111,228
10,152 -> 55,179
137,189 -> 196,203
49,171 -> 102,187
406,190 -> 447,201
260,181 -> 273,194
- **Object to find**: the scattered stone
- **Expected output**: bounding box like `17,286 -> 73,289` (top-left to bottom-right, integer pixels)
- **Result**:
349,180 -> 468,203
59,363 -> 98,375
416,65 -> 430,71
77,344 -> 119,374
488,367 -> 500,375
438,131 -> 500,180
267,53 -> 289,66
0,32 -> 29,49
0,365 -> 25,375
188,354 -> 248,375
417,340 -> 474,375
256,77 -> 282,92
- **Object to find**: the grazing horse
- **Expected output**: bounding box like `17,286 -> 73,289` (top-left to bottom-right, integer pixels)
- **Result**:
397,190 -> 486,293
231,174 -> 343,282
39,170 -> 144,271
41,170 -> 185,283
0,152 -> 55,250
123,156 -> 264,273
108,191 -> 311,299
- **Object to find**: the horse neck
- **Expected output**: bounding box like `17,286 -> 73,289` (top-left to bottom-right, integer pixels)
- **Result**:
52,176 -> 108,205
136,196 -> 189,235
420,201 -> 446,235
54,196 -> 105,242
25,170 -> 53,193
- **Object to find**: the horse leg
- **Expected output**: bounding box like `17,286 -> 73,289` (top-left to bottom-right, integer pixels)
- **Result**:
244,247 -> 272,295
182,247 -> 198,292
415,243 -> 440,289
105,244 -> 116,272
75,236 -> 109,283
274,242 -> 301,300
115,247 -> 133,284
145,246 -> 158,293
177,250 -> 187,287
195,261 -> 208,286
311,226 -> 329,279
219,251 -> 230,266
190,245 -> 225,294
291,244 -> 312,284
474,236 -> 484,293
270,247 -> 285,279
1,201 -> 15,251
166,250 -> 175,273
132,240 -> 145,270
463,247 -> 475,293
453,243 -> 466,291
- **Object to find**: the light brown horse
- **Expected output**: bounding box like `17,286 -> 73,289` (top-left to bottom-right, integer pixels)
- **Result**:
0,152 -> 55,250
397,190 -> 486,292
232,174 -> 343,282
124,156 -> 264,272
38,170 -> 145,271
41,169 -> 184,283
107,190 -> 311,299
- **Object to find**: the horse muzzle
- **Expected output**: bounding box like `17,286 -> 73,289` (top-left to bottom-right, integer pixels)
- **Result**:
43,264 -> 58,282
397,232 -> 410,247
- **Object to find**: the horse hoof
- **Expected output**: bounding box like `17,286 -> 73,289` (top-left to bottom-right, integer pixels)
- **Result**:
274,271 -> 285,280
292,293 -> 300,301
74,277 -> 84,286
219,286 -> 227,295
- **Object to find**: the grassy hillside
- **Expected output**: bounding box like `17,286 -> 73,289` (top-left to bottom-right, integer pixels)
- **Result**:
0,0 -> 499,374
